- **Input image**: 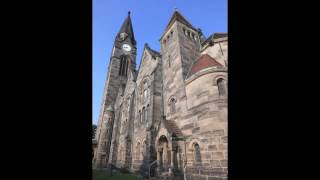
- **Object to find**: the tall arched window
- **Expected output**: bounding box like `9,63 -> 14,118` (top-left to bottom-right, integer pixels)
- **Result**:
119,55 -> 128,76
142,80 -> 149,103
193,143 -> 201,163
136,142 -> 140,160
142,107 -> 145,122
217,78 -> 227,96
143,140 -> 147,156
169,97 -> 176,114
143,89 -> 148,102
168,55 -> 171,68
138,110 -> 141,124
145,105 -> 149,122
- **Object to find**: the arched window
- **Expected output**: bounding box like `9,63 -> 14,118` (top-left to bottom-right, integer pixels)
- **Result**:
168,55 -> 171,68
143,89 -> 148,102
136,142 -> 141,160
193,143 -> 201,163
169,97 -> 176,114
217,78 -> 227,96
143,80 -> 148,102
142,107 -> 145,122
143,140 -> 147,156
119,55 -> 128,76
139,110 -> 142,124
145,104 -> 149,122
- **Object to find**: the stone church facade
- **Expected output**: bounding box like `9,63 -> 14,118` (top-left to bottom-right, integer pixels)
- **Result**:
93,10 -> 228,180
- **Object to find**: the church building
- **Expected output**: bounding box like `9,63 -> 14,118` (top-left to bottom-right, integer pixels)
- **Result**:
93,10 -> 228,180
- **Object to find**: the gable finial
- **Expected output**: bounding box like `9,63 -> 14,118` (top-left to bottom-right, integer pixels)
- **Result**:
128,11 -> 131,16
174,7 -> 178,12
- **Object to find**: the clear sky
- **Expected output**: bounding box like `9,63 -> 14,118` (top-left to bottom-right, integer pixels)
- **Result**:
93,0 -> 227,125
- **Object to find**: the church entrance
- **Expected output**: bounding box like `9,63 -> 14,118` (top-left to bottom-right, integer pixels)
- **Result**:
156,135 -> 171,172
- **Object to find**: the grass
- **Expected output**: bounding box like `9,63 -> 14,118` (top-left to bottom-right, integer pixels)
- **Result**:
93,169 -> 140,180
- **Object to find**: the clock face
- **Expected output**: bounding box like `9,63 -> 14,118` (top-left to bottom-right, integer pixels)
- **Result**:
122,44 -> 131,52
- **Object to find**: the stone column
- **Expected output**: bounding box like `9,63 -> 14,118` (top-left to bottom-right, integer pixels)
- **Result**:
170,150 -> 174,169
163,143 -> 168,170
156,148 -> 161,174
177,152 -> 180,169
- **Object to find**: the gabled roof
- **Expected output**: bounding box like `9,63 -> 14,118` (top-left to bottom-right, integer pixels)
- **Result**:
187,54 -> 223,78
163,120 -> 183,137
161,10 -> 197,40
116,11 -> 136,45
145,43 -> 160,58
202,32 -> 228,46
136,43 -> 160,79
213,33 -> 228,39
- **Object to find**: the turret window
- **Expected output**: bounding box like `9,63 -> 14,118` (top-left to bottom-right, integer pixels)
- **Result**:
217,78 -> 227,97
193,143 -> 201,163
168,97 -> 177,114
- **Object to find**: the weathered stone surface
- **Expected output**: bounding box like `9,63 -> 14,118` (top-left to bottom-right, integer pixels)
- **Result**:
212,152 -> 224,159
181,123 -> 194,130
210,160 -> 221,167
219,143 -> 227,150
220,160 -> 227,167
221,136 -> 227,143
208,145 -> 217,151
208,177 -> 224,180
193,175 -> 207,180
192,127 -> 200,133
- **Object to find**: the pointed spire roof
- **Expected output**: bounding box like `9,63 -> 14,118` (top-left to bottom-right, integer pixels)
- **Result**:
116,11 -> 136,45
163,9 -> 197,34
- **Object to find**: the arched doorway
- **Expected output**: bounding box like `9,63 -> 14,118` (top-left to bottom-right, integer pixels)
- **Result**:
157,135 -> 170,171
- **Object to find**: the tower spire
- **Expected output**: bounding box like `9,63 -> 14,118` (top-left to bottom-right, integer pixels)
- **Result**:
116,11 -> 136,45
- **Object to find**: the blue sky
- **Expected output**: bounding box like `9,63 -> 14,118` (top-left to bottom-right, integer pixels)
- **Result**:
93,0 -> 227,125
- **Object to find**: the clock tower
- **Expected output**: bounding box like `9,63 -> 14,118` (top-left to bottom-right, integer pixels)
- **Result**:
94,11 -> 137,168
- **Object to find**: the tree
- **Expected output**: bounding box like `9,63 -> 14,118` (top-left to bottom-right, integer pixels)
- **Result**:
92,124 -> 97,139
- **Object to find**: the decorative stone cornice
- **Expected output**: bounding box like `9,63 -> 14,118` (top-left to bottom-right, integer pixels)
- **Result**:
185,67 -> 228,85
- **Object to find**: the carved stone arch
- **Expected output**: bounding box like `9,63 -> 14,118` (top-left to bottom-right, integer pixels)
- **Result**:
168,95 -> 177,104
213,75 -> 227,86
135,141 -> 141,160
188,138 -> 202,151
168,95 -> 177,114
142,138 -> 147,152
215,75 -> 228,97
142,75 -> 151,87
